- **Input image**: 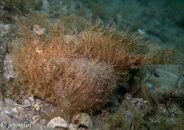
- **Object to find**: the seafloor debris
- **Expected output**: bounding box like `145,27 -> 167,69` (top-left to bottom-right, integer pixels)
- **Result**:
47,116 -> 69,128
47,113 -> 93,130
71,113 -> 93,130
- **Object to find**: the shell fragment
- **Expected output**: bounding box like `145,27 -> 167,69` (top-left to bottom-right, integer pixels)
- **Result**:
47,116 -> 69,128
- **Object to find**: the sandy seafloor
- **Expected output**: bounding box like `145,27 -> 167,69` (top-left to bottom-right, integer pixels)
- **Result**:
0,0 -> 184,130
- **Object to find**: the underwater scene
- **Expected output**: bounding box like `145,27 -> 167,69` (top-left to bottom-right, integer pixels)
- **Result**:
0,0 -> 184,130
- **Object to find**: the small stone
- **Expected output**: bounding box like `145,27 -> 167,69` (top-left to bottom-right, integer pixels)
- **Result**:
4,98 -> 15,105
32,115 -> 40,125
34,103 -> 40,111
18,99 -> 32,108
12,106 -> 24,114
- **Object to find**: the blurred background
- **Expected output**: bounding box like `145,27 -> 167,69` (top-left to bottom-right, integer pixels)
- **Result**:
0,0 -> 184,52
